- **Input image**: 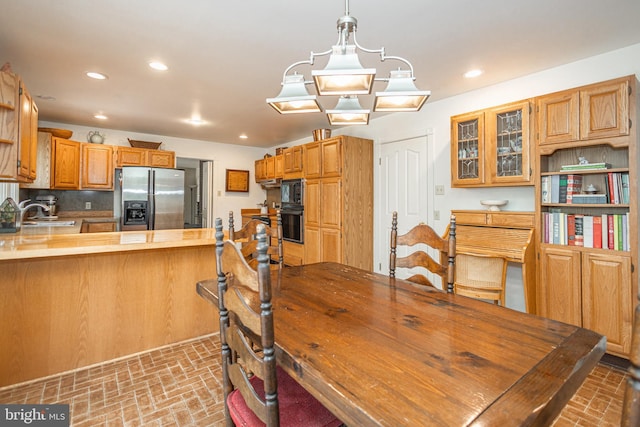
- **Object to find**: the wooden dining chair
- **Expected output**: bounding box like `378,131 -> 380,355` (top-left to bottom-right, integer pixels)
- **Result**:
229,210 -> 284,270
389,211 -> 457,293
621,298 -> 640,426
215,218 -> 342,427
453,253 -> 508,305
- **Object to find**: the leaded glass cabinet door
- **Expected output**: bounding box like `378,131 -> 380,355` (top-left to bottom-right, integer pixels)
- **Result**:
451,112 -> 484,186
486,101 -> 531,184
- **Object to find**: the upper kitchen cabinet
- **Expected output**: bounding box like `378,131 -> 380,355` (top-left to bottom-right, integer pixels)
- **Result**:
304,137 -> 342,179
115,146 -> 175,168
451,100 -> 532,187
51,138 -> 80,189
81,143 -> 113,190
537,76 -> 630,147
254,154 -> 283,183
0,70 -> 38,182
283,146 -> 303,178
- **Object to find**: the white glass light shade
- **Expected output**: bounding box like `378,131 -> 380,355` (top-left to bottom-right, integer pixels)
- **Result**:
266,74 -> 322,114
312,45 -> 376,95
326,96 -> 370,125
373,70 -> 431,112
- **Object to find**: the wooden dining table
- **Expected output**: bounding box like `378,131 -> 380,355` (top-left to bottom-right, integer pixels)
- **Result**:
197,262 -> 606,426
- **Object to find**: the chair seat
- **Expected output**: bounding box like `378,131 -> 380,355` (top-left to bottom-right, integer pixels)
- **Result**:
228,366 -> 342,427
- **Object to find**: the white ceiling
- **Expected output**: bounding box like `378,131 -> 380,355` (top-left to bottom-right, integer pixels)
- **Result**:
2,0 -> 640,148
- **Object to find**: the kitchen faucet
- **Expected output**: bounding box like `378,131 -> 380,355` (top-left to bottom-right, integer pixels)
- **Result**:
17,199 -> 50,226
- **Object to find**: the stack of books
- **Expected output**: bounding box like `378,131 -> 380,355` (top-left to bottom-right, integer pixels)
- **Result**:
560,162 -> 611,171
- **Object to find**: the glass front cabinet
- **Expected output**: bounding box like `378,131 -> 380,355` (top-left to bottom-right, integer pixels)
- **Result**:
451,100 -> 532,187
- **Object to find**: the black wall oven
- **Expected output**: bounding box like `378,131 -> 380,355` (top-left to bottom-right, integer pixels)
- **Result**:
280,178 -> 304,243
280,208 -> 303,243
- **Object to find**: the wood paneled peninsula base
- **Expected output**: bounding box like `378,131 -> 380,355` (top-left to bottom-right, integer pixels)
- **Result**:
0,229 -> 218,387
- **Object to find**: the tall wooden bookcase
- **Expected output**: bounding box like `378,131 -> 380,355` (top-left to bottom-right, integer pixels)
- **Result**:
535,75 -> 638,357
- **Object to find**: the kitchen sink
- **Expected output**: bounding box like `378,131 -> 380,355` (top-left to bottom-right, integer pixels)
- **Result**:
22,220 -> 76,227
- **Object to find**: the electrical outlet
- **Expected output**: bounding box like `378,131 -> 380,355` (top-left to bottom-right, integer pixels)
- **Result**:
435,185 -> 445,195
217,190 -> 222,196
433,210 -> 440,220
85,202 -> 91,210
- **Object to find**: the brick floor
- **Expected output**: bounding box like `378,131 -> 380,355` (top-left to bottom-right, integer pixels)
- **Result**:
0,334 -> 629,426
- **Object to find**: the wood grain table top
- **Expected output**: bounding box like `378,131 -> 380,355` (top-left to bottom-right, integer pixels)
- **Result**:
197,262 -> 606,426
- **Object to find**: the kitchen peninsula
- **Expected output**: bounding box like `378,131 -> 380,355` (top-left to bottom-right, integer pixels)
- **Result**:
0,228 -> 218,387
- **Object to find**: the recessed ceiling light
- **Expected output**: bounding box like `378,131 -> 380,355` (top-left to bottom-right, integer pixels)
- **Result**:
149,61 -> 168,71
86,71 -> 108,80
186,118 -> 205,125
94,114 -> 108,120
239,134 -> 248,139
464,69 -> 483,79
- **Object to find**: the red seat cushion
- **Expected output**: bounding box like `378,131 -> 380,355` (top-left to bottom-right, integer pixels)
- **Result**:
227,366 -> 342,427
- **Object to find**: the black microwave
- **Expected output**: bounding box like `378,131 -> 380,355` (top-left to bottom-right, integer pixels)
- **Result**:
281,179 -> 303,206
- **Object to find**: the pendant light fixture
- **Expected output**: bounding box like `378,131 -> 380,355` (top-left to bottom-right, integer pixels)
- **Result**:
266,0 -> 430,125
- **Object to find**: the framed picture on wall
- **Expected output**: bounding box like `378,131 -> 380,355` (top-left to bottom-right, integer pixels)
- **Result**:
225,169 -> 250,192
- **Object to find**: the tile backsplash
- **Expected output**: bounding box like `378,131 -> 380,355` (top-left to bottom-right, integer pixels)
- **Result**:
20,189 -> 113,214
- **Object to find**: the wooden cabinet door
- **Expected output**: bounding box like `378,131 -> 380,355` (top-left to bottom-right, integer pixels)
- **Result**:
304,179 -> 320,227
283,146 -> 303,176
304,226 -> 321,264
320,178 -> 341,228
0,71 -> 18,145
320,227 -> 342,263
81,143 -> 113,189
274,154 -> 284,178
580,80 -> 630,140
304,142 -> 321,178
116,147 -> 146,167
321,138 -> 342,177
52,138 -> 80,189
265,156 -> 276,178
582,252 -> 632,355
451,111 -> 484,186
81,221 -> 117,233
537,90 -> 580,145
486,101 -> 531,184
255,159 -> 266,182
538,246 -> 582,326
18,84 -> 38,180
147,150 -> 174,168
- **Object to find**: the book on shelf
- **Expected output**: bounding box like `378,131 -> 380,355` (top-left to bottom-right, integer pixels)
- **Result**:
565,174 -> 583,204
550,175 -> 560,203
560,162 -> 611,171
593,216 -> 602,249
571,194 -> 608,204
567,214 -> 576,246
621,173 -> 629,204
608,215 -> 615,250
601,214 -> 608,249
574,214 -> 584,247
541,176 -> 551,203
583,215 -> 594,248
558,174 -> 568,203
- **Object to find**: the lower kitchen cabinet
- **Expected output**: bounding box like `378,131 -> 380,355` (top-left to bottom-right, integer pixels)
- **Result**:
538,246 -> 632,356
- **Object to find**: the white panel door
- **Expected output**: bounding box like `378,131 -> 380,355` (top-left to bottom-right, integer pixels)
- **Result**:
377,135 -> 430,279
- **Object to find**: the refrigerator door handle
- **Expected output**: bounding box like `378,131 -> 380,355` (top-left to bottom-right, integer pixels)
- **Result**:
148,169 -> 155,230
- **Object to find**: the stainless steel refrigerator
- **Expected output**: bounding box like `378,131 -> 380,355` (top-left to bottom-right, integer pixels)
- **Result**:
115,167 -> 185,231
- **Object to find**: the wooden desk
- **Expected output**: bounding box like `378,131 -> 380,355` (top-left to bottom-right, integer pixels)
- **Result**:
197,262 -> 605,426
452,210 -> 536,313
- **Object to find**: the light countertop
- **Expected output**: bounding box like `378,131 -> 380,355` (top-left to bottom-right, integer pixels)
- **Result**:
0,228 -> 218,261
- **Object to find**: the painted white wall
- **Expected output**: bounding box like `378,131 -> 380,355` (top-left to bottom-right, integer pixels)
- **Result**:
36,121 -> 271,224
